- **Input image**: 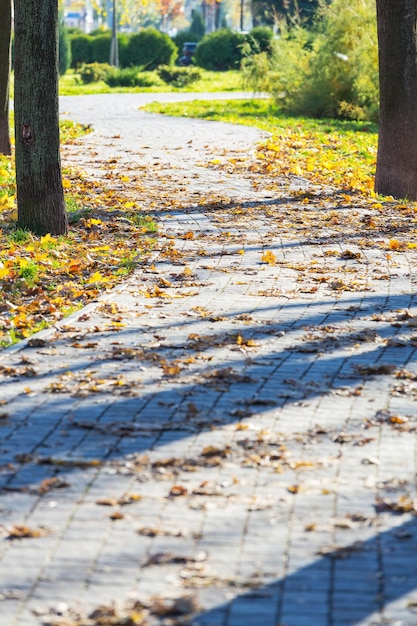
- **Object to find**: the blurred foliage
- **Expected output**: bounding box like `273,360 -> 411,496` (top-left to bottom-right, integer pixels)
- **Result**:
242,0 -> 378,122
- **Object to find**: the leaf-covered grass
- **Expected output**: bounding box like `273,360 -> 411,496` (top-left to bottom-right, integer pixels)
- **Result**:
0,121 -> 158,348
59,69 -> 243,95
143,98 -> 379,195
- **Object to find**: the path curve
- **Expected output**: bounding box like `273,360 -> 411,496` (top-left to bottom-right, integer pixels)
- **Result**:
60,92 -> 274,199
1,93 -> 417,626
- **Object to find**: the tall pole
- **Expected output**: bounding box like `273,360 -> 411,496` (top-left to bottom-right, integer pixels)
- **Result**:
110,0 -> 119,67
240,0 -> 244,31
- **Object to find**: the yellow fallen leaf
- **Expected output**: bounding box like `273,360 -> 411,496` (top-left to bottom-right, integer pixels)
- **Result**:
88,271 -> 109,284
40,233 -> 56,246
0,195 -> 15,210
261,250 -> 276,265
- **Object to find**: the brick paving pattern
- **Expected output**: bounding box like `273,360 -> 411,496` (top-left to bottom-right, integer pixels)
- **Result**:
1,94 -> 417,626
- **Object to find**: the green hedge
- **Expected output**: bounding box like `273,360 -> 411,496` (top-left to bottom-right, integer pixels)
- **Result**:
59,24 -> 72,75
70,27 -> 273,73
70,34 -> 94,68
70,29 -> 177,70
123,29 -> 177,69
90,34 -> 112,64
194,29 -> 245,71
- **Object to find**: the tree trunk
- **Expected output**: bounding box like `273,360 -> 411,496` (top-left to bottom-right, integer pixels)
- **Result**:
375,0 -> 417,199
0,0 -> 11,156
14,0 -> 68,235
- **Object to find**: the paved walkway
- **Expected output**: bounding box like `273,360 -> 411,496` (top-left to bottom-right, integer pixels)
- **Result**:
1,94 -> 417,626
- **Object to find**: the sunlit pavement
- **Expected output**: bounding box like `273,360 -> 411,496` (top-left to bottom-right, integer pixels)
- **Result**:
1,94 -> 417,626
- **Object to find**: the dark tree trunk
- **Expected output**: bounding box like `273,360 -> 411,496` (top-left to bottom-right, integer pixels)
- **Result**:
375,0 -> 417,199
0,0 -> 11,156
14,0 -> 68,235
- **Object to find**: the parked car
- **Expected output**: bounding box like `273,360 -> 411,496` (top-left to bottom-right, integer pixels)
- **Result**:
178,42 -> 198,66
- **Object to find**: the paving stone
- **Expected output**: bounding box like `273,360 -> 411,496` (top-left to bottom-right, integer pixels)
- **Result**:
1,92 -> 417,626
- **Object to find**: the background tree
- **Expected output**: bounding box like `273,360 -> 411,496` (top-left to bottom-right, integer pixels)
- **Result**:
0,0 -> 12,155
190,10 -> 206,38
14,0 -> 68,234
119,0 -> 155,31
157,0 -> 183,32
375,0 -> 417,199
252,0 -> 320,27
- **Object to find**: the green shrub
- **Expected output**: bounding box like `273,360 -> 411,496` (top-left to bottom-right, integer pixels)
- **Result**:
157,65 -> 201,87
103,67 -> 158,88
241,49 -> 274,94
194,29 -> 245,71
124,29 -> 177,70
59,23 -> 72,75
90,34 -> 112,64
247,26 -> 274,54
243,0 -> 378,121
79,62 -> 112,84
70,34 -> 93,68
66,27 -> 83,36
117,34 -> 130,66
89,27 -> 110,36
70,32 -> 129,68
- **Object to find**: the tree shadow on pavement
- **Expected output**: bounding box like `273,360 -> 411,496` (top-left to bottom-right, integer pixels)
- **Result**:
1,283 -> 417,626
192,515 -> 417,626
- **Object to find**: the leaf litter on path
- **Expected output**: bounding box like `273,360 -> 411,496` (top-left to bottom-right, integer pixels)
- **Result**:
3,103 -> 417,625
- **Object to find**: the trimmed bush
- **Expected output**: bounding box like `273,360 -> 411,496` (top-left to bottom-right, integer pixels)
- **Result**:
157,65 -> 201,87
78,62 -> 111,84
71,32 -> 129,68
59,23 -> 72,75
194,29 -> 245,71
90,34 -> 112,64
70,34 -> 93,68
124,29 -> 177,70
117,34 -> 129,66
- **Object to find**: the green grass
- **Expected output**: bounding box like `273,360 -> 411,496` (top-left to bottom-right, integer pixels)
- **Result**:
142,98 -> 378,135
58,69 -> 243,95
12,67 -> 243,97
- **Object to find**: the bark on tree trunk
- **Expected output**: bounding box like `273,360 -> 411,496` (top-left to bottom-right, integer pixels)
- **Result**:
14,0 -> 68,235
0,0 -> 12,156
375,0 -> 417,199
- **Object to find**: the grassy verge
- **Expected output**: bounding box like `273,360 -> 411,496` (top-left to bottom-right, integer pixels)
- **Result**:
58,69 -> 243,96
143,98 -> 379,195
0,121 -> 158,348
